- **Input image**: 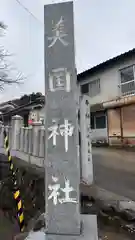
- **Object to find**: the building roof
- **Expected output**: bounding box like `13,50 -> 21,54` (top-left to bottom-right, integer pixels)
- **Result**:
0,96 -> 45,119
77,48 -> 135,81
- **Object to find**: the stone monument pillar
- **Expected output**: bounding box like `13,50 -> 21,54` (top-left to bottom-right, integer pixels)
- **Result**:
44,2 -> 98,240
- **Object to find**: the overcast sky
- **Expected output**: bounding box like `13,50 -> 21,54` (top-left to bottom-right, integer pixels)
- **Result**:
0,0 -> 135,102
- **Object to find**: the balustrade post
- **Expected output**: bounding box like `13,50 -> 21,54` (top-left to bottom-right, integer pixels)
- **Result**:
11,115 -> 23,150
0,121 -> 4,147
31,121 -> 42,156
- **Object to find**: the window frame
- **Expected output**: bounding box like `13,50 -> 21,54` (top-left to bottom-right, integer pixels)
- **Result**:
81,83 -> 89,94
95,114 -> 106,129
89,78 -> 101,98
90,112 -> 106,129
119,65 -> 135,96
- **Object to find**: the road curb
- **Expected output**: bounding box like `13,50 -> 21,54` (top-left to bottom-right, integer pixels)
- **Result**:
92,145 -> 135,152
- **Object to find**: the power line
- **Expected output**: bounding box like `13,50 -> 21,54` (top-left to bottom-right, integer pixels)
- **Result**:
11,0 -> 45,90
13,0 -> 44,82
15,0 -> 44,26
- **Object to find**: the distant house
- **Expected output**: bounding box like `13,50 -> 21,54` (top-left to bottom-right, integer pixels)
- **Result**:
0,96 -> 45,126
29,105 -> 45,124
78,48 -> 135,146
2,48 -> 135,146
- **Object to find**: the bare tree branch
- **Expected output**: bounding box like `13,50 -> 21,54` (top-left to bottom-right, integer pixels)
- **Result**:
0,21 -> 25,91
0,22 -> 7,29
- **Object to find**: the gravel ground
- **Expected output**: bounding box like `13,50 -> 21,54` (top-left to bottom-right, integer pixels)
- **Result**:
98,222 -> 133,240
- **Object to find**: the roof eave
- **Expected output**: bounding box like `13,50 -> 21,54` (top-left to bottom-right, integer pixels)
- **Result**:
77,48 -> 135,82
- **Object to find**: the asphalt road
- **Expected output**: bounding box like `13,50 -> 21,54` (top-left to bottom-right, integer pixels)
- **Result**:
93,147 -> 135,201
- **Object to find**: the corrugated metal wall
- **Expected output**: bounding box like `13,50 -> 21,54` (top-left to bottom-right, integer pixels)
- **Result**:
122,104 -> 135,145
108,108 -> 122,145
108,104 -> 135,146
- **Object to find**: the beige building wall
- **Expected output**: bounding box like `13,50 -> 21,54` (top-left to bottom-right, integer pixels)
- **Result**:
80,58 -> 135,105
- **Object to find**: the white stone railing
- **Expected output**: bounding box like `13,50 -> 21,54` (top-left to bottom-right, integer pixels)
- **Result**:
0,115 -> 45,167
0,103 -> 93,186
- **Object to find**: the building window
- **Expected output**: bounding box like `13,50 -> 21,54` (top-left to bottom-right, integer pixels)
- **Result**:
81,83 -> 89,94
95,115 -> 106,129
40,117 -> 44,125
91,113 -> 95,129
120,65 -> 135,96
89,79 -> 100,97
90,112 -> 106,129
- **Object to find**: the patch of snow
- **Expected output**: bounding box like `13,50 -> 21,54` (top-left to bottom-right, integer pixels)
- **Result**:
25,230 -> 46,240
119,200 -> 135,211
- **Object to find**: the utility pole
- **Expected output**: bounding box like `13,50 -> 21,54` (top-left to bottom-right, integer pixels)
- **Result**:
44,2 -> 98,239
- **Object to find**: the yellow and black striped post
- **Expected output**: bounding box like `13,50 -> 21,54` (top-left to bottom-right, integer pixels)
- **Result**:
4,129 -> 25,232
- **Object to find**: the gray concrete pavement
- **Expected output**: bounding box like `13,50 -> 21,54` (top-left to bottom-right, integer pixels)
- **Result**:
92,147 -> 135,201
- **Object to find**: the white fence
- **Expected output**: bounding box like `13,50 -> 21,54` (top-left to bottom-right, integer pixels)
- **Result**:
0,109 -> 93,185
0,115 -> 45,167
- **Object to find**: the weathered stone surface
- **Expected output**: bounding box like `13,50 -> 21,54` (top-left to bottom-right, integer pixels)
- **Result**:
121,223 -> 135,234
119,209 -> 135,222
46,215 -> 98,240
14,232 -> 29,240
119,200 -> 135,210
44,2 -> 80,235
25,231 -> 46,240
33,213 -> 46,232
14,231 -> 46,240
80,183 -> 135,235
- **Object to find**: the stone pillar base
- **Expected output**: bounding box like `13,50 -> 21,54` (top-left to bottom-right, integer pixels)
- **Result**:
46,215 -> 98,240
